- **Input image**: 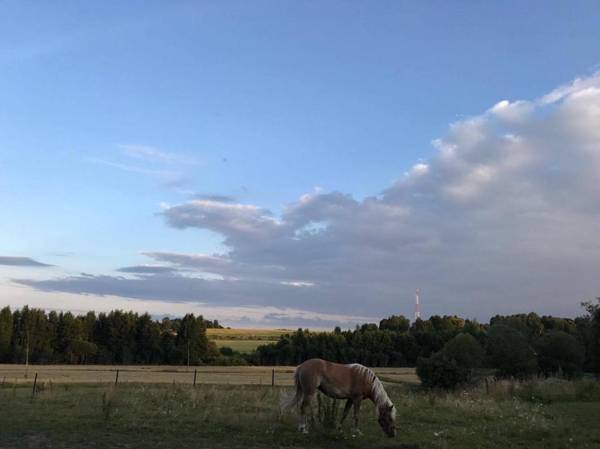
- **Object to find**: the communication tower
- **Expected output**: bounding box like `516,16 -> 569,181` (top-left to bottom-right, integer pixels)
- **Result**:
414,288 -> 421,321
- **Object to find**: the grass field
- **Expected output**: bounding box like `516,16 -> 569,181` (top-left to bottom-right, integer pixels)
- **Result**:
206,329 -> 293,354
212,339 -> 274,354
207,328 -> 292,340
1,376 -> 599,449
207,328 -> 292,354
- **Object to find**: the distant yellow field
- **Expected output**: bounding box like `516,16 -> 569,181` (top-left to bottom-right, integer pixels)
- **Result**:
207,328 -> 292,340
208,329 -> 291,353
213,339 -> 270,353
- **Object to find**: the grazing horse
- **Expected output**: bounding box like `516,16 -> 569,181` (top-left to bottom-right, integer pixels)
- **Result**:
289,358 -> 396,437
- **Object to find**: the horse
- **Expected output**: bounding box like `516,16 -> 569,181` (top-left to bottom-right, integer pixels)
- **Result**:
288,358 -> 397,437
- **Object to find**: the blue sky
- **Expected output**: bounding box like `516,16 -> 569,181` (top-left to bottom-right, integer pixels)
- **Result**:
2,1 -> 600,327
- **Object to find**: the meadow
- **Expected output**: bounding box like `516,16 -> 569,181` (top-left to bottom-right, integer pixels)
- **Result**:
211,339 -> 270,354
207,328 -> 292,354
206,328 -> 292,340
1,365 -> 599,449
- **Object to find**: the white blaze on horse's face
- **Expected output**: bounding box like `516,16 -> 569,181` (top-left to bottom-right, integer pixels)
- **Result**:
377,404 -> 396,438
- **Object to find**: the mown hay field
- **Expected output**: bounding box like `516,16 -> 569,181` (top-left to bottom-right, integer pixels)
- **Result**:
1,377 -> 599,449
207,328 -> 292,354
206,328 -> 292,340
0,364 -> 420,385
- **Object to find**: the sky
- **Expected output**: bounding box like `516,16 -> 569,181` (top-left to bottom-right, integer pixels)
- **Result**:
2,1 -> 600,328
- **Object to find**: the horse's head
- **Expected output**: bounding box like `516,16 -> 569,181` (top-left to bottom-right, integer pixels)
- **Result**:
377,403 -> 396,437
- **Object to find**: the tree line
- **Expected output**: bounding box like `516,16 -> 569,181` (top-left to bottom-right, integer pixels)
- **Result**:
0,307 -> 221,365
255,300 -> 600,380
0,300 -> 598,379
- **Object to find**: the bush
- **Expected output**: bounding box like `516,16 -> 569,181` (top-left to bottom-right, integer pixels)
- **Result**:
535,331 -> 585,378
219,346 -> 234,356
417,353 -> 466,389
443,333 -> 485,368
487,325 -> 538,378
417,333 -> 484,389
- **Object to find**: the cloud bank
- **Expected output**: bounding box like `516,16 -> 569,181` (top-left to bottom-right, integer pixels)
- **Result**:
0,256 -> 52,267
15,73 -> 600,323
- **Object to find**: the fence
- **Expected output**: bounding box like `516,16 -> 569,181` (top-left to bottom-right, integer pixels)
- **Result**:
0,364 -> 418,390
0,365 -> 301,390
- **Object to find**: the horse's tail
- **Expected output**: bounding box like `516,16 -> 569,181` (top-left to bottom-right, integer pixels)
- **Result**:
282,368 -> 302,410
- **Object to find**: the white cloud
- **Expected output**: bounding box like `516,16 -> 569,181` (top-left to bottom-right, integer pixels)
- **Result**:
118,144 -> 199,165
280,281 -> 315,288
488,99 -> 533,123
89,157 -> 181,181
407,163 -> 429,177
162,199 -> 282,242
90,143 -> 200,188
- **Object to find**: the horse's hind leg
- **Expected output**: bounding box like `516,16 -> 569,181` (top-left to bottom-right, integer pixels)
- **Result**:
299,393 -> 315,433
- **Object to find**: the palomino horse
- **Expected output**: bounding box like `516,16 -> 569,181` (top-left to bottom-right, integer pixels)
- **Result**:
289,358 -> 396,437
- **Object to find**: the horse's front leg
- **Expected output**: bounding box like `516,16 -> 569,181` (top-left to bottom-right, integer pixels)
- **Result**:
351,398 -> 362,435
338,399 -> 353,430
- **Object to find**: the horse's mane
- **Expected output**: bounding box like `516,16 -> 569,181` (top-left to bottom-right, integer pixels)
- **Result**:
349,364 -> 396,419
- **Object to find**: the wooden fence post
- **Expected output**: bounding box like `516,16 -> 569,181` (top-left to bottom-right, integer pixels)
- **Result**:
115,369 -> 119,385
31,372 -> 38,399
271,369 -> 275,387
193,369 -> 197,387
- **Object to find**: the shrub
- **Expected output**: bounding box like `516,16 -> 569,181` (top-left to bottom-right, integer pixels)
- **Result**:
443,332 -> 485,368
417,353 -> 466,389
219,346 -> 234,356
535,331 -> 585,378
487,325 -> 538,378
417,333 -> 484,389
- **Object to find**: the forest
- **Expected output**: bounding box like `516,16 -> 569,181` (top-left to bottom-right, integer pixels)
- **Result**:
256,301 -> 600,382
0,307 -> 221,365
1,300 -> 599,382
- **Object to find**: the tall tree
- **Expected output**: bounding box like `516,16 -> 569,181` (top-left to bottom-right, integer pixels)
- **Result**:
0,307 -> 12,362
580,298 -> 600,373
487,325 -> 538,378
56,312 -> 82,363
107,310 -> 137,364
379,315 -> 410,333
135,313 -> 161,363
176,314 -> 210,365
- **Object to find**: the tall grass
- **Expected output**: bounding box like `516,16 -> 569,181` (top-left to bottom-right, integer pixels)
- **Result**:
101,387 -> 115,421
316,394 -> 339,429
2,377 -> 600,449
480,377 -> 600,403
